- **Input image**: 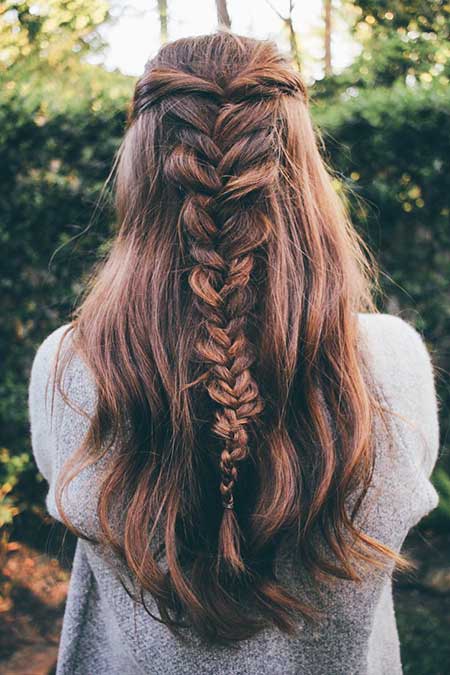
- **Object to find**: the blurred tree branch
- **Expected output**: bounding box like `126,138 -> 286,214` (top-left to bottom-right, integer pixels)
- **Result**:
0,0 -> 110,72
216,0 -> 231,30
324,0 -> 332,76
157,0 -> 168,44
265,0 -> 301,70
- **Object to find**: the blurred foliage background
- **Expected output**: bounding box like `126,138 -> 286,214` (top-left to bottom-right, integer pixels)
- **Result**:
0,1 -> 449,673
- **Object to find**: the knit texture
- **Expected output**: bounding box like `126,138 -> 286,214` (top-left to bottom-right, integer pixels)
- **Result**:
28,313 -> 440,675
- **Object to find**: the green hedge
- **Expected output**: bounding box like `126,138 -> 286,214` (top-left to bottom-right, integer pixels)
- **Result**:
315,82 -> 450,341
0,66 -> 131,527
0,70 -> 449,531
315,83 -> 450,526
314,84 -> 450,525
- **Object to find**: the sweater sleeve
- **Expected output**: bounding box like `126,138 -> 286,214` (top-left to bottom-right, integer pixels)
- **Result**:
358,313 -> 440,526
28,323 -> 96,523
28,325 -> 73,487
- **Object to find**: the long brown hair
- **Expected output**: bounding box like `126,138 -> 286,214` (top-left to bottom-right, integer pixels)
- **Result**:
56,33 -> 400,643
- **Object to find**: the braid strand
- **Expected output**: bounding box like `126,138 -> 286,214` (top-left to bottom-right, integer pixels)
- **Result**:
134,60 -> 304,571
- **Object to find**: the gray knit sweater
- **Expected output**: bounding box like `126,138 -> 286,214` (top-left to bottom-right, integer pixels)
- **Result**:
29,313 -> 440,675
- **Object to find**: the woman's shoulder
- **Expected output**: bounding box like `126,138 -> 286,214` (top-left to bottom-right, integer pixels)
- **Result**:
29,323 -> 73,418
29,323 -> 85,416
29,323 -> 96,480
29,322 -> 93,397
357,312 -> 436,396
358,313 -> 427,355
30,323 -> 73,380
357,312 -> 440,479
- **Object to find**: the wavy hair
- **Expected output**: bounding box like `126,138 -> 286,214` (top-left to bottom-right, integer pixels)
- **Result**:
56,33 -> 401,643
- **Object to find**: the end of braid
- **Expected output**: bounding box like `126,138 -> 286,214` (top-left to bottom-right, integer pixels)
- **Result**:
218,507 -> 245,574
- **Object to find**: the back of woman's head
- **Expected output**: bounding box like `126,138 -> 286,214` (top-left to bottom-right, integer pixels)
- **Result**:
58,32 -> 396,643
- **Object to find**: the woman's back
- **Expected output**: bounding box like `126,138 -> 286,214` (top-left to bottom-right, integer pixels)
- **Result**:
29,312 -> 439,674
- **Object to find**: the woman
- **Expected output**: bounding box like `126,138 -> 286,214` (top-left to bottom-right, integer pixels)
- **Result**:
29,33 -> 439,674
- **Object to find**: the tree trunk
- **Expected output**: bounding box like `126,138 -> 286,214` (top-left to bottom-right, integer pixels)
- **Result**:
157,0 -> 168,44
324,0 -> 332,77
216,0 -> 231,30
265,0 -> 301,70
286,15 -> 301,71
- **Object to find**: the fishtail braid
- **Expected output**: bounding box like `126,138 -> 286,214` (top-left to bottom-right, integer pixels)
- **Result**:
210,68 -> 300,520
131,61 -> 305,571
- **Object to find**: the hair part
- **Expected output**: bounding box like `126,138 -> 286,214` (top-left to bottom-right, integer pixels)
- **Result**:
56,32 -> 406,644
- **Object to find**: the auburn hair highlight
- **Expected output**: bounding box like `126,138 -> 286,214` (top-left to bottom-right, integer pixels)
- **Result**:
56,33 -> 403,643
